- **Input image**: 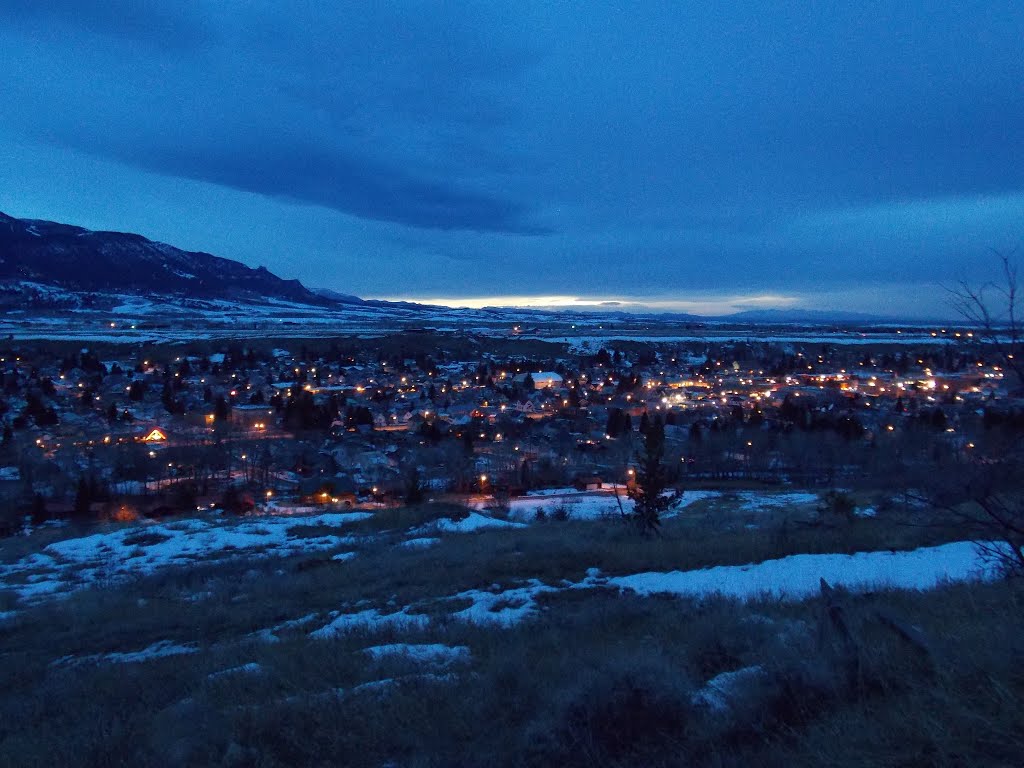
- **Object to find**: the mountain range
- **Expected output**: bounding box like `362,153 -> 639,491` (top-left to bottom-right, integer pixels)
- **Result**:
1,211 -> 916,325
0,211 -> 332,307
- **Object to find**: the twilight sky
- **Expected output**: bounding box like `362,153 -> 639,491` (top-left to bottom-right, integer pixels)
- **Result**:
1,1 -> 1022,317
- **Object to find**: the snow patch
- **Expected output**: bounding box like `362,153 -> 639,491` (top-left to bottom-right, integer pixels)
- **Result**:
0,510 -> 369,601
736,492 -> 819,512
449,580 -> 558,625
310,609 -> 430,638
362,643 -> 470,666
416,512 -> 525,534
208,662 -> 263,680
55,640 -> 198,667
591,541 -> 1000,602
692,665 -> 767,712
398,537 -> 441,549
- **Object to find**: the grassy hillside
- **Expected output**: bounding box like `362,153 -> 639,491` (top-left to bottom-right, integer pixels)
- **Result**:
0,500 -> 1021,767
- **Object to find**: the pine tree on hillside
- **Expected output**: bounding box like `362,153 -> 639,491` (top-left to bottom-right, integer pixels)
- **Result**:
628,416 -> 679,533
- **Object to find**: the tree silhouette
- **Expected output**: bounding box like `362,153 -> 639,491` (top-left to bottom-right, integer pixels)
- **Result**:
628,417 -> 679,533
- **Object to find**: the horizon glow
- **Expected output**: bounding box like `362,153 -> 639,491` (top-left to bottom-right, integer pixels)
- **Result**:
375,293 -> 802,315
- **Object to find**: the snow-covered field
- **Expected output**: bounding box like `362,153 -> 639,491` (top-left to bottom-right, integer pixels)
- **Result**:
0,290 -> 971,347
0,510 -> 370,601
526,332 -> 962,350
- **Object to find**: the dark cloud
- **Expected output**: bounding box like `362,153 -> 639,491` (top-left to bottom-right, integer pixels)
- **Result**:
0,0 -> 210,48
1,1 -> 1023,314
1,2 -> 542,232
97,136 -> 541,234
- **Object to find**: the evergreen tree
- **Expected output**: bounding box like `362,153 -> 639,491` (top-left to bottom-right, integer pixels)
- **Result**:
31,493 -> 47,524
213,395 -> 231,423
128,380 -> 147,402
404,466 -> 425,505
73,477 -> 92,518
605,408 -> 624,438
627,417 -> 679,533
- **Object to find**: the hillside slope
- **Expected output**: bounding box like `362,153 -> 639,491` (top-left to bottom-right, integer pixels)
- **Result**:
0,211 -> 332,306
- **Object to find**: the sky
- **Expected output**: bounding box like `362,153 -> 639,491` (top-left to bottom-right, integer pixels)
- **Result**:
1,1 -> 1023,318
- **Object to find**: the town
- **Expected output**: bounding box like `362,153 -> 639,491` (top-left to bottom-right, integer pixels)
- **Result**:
0,326 -> 1012,531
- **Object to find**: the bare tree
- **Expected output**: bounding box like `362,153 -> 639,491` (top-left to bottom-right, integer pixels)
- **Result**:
946,251 -> 1024,576
949,250 -> 1024,389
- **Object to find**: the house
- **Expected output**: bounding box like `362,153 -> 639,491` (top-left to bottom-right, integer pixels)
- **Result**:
444,404 -> 478,425
141,427 -> 167,443
232,405 -> 275,430
574,475 -> 604,491
184,411 -> 216,428
299,477 -> 358,507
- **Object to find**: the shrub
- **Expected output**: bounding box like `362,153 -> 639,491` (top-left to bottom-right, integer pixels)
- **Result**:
818,491 -> 856,526
550,503 -> 571,522
524,651 -> 694,767
121,531 -> 172,548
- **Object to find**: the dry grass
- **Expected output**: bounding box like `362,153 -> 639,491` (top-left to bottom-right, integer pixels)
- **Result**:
0,502 -> 1019,767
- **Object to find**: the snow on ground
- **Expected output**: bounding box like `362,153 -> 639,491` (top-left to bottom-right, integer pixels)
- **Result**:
208,662 -> 263,680
736,491 -> 820,513
397,537 -> 441,549
362,643 -> 471,666
691,665 -> 767,712
54,640 -> 199,667
310,608 -> 430,639
448,580 -> 561,626
0,511 -> 369,601
251,613 -> 320,644
502,494 -> 625,521
472,488 -> 777,522
264,502 -> 370,519
527,333 -> 956,350
349,673 -> 457,696
415,512 -> 525,534
471,488 -> 630,521
289,540 -> 1007,643
524,487 -> 580,497
662,490 -> 724,516
586,541 -> 1000,602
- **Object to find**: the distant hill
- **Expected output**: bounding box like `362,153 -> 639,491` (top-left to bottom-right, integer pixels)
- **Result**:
721,308 -> 890,325
0,211 -> 333,307
313,287 -> 441,312
313,288 -> 366,304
